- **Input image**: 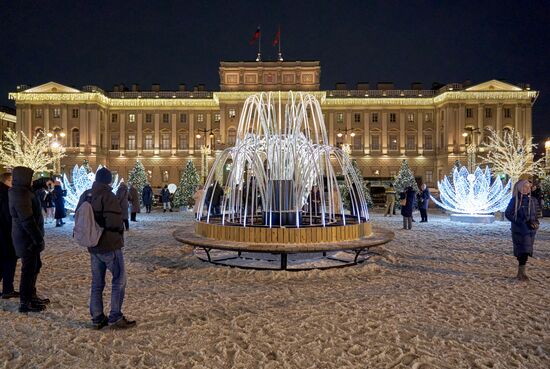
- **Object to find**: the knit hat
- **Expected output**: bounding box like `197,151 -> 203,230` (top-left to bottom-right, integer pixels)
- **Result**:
95,167 -> 112,185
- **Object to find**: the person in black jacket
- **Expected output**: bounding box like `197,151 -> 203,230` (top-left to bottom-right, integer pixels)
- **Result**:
0,172 -> 19,300
8,167 -> 48,313
76,167 -> 136,330
418,184 -> 431,222
400,186 -> 416,230
52,180 -> 66,227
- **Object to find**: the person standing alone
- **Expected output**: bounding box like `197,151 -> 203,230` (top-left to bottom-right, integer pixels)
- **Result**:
76,167 -> 136,329
0,172 -> 19,300
142,183 -> 153,213
52,180 -> 66,227
128,182 -> 140,222
400,186 -> 416,230
505,180 -> 539,281
160,185 -> 172,212
418,184 -> 430,222
116,181 -> 129,231
384,184 -> 396,217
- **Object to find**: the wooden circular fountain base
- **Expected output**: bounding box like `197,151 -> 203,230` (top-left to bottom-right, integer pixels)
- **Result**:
173,222 -> 394,270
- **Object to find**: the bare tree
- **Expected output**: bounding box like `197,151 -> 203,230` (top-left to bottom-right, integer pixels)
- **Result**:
0,129 -> 65,173
480,128 -> 544,184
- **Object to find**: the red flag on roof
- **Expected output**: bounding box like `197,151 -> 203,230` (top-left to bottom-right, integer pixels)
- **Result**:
273,28 -> 280,46
249,27 -> 260,45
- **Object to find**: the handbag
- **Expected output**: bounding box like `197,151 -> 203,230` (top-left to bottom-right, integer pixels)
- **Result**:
526,219 -> 540,230
399,199 -> 407,206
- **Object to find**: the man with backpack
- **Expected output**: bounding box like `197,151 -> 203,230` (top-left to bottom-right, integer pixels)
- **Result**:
75,167 -> 136,330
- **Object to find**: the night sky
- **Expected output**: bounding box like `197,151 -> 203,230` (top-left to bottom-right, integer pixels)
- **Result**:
1,0 -> 549,146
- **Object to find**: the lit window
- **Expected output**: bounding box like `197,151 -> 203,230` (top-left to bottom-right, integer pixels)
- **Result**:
407,113 -> 414,122
146,113 -> 152,123
504,108 -> 511,118
353,134 -> 362,150
127,134 -> 136,150
161,132 -> 170,149
389,134 -> 398,151
111,114 -> 118,123
35,108 -> 42,118
71,129 -> 80,147
371,113 -> 378,123
425,171 -> 433,184
111,134 -> 120,150
371,135 -> 380,150
406,134 -> 416,150
144,133 -> 153,149
197,114 -> 204,123
53,108 -> 61,118
214,113 -> 221,122
336,113 -> 344,124
162,113 -> 169,123
389,113 -> 397,123
424,113 -> 432,122
354,113 -> 361,123
466,108 -> 473,118
72,109 -> 79,118
128,113 -> 136,123
424,134 -> 433,150
227,128 -> 236,145
178,133 -> 188,149
163,170 -> 169,182
485,108 -> 492,118
229,109 -> 236,119
179,113 -> 187,123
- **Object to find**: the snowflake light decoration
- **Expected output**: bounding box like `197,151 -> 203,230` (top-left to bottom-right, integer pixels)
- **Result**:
431,166 -> 512,214
62,164 -> 122,211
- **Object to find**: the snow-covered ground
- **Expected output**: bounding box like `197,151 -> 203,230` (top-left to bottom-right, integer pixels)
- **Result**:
1,208 -> 549,368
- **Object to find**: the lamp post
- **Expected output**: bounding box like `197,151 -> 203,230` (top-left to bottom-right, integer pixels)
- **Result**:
336,128 -> 357,155
47,130 -> 66,175
462,127 -> 480,172
196,129 -> 215,183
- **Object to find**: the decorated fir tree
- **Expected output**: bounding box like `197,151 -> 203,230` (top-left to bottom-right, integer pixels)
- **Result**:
394,159 -> 419,194
541,176 -> 550,212
128,160 -> 147,199
173,161 -> 200,208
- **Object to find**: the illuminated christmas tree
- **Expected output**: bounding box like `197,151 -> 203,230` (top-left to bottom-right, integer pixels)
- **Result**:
128,160 -> 147,199
173,161 -> 200,208
394,159 -> 419,194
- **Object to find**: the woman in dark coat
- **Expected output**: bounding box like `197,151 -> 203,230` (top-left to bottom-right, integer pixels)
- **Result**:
52,181 -> 66,227
116,181 -> 129,230
160,185 -> 172,212
142,184 -> 153,213
128,183 -> 140,222
0,172 -> 18,299
8,167 -> 47,312
505,180 -> 538,281
400,186 -> 416,230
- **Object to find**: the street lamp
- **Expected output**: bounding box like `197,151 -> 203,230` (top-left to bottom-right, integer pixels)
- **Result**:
336,128 -> 357,154
47,130 -> 66,175
463,127 -> 480,172
196,128 -> 215,182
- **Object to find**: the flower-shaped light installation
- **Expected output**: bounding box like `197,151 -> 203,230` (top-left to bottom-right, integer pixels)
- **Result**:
431,166 -> 511,214
62,164 -> 122,211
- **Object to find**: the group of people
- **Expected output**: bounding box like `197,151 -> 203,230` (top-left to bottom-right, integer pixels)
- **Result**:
384,183 -> 431,229
34,179 -> 67,227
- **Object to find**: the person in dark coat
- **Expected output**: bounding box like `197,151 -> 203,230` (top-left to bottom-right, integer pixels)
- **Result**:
142,184 -> 153,213
505,179 -> 538,281
418,184 -> 430,222
52,180 -> 66,227
160,185 -> 172,213
0,172 -> 19,300
45,182 -> 55,223
76,167 -> 136,330
116,181 -> 129,231
35,183 -> 48,220
400,186 -> 416,230
205,182 -> 224,216
128,182 -> 140,221
8,167 -> 48,313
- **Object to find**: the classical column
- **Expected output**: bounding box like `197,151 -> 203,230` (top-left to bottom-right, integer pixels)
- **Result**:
458,104 -> 465,150
89,110 -> 97,153
328,112 -> 334,145
496,104 -> 503,132
514,104 -> 520,132
61,105 -> 68,146
219,106 -> 226,144
525,105 -> 532,139
119,113 -> 126,155
171,113 -> 177,154
44,106 -> 50,133
189,112 -> 195,153
137,112 -> 143,153
364,111 -> 370,154
417,111 -> 423,154
399,110 -> 405,155
26,107 -> 32,138
154,112 -> 160,154
79,106 -> 87,154
477,104 -> 483,145
381,111 -> 388,154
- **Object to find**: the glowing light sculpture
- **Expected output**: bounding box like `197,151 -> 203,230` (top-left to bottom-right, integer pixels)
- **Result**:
431,166 -> 512,218
62,164 -> 122,211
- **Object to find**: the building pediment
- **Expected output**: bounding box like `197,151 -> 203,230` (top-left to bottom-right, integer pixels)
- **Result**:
23,81 -> 81,93
465,79 -> 522,92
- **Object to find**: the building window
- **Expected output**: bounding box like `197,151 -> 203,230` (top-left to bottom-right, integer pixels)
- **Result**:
197,114 -> 204,123
371,113 -> 379,123
407,113 -> 414,123
161,132 -> 170,149
128,113 -> 136,123
195,135 -> 204,147
371,135 -> 380,150
424,113 -> 432,122
406,134 -> 416,150
227,128 -> 237,145
389,134 -> 398,151
146,113 -> 152,123
229,109 -> 236,119
35,108 -> 42,118
178,133 -> 188,149
111,134 -> 120,150
424,134 -> 433,150
214,113 -> 221,123
162,113 -> 169,123
466,108 -> 473,118
354,113 -> 361,123
353,135 -> 362,150
425,171 -> 433,185
389,113 -> 396,123
72,109 -> 79,119
336,113 -> 344,124
53,108 -> 61,118
144,133 -> 153,150
504,108 -> 511,118
111,114 -> 118,123
71,128 -> 80,147
127,134 -> 135,150
485,108 -> 492,118
179,113 -> 187,123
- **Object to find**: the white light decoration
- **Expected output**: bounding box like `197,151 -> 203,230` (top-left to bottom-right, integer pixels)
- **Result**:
62,165 -> 122,211
431,166 -> 512,214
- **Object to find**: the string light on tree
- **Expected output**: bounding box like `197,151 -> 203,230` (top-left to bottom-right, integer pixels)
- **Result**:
173,160 -> 200,209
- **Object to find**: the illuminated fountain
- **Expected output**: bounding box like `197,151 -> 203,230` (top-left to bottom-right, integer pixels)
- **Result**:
174,92 -> 393,270
431,166 -> 512,223
62,164 -> 122,211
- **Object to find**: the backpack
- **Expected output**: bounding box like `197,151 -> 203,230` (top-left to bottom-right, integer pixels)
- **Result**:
73,200 -> 103,248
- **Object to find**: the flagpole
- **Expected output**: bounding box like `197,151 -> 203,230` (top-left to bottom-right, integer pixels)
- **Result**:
278,25 -> 283,61
256,25 -> 262,62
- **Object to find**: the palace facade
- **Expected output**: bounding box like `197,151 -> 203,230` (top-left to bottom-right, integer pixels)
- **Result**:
9,61 -> 538,187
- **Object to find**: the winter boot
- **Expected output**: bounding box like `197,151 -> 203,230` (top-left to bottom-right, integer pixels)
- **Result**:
19,302 -> 47,313
517,265 -> 529,281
